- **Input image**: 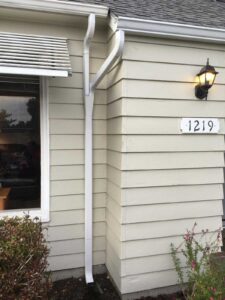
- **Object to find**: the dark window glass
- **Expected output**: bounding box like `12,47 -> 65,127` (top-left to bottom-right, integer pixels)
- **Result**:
223,168 -> 225,227
0,76 -> 40,210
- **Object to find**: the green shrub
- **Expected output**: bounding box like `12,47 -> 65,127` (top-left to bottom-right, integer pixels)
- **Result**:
0,215 -> 51,299
171,223 -> 225,300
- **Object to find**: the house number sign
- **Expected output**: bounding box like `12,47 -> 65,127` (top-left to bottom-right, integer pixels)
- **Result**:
181,118 -> 220,134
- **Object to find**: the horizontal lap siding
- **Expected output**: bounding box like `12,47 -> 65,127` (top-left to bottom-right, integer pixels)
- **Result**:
109,151 -> 224,170
0,19 -> 109,272
48,251 -> 105,271
123,38 -> 225,67
118,36 -> 225,294
47,25 -> 107,271
108,83 -> 225,103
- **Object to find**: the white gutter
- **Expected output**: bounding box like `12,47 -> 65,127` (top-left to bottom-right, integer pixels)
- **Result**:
83,14 -> 124,285
0,0 -> 108,17
110,14 -> 225,44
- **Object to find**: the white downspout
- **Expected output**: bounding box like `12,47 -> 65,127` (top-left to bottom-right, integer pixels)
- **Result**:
83,14 -> 124,285
83,13 -> 96,285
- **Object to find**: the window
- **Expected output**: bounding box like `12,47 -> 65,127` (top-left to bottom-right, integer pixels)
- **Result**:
223,168 -> 225,228
0,31 -> 71,222
0,75 -> 49,221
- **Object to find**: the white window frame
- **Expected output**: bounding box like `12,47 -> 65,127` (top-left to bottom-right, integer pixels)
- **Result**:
0,77 -> 50,222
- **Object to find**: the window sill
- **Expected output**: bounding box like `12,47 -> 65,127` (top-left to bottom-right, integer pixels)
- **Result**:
0,209 -> 49,223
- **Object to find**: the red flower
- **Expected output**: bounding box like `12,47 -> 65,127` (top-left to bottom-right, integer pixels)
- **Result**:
184,234 -> 189,241
191,260 -> 196,270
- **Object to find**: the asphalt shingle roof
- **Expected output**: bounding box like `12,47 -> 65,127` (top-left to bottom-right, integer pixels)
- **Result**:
69,0 -> 225,29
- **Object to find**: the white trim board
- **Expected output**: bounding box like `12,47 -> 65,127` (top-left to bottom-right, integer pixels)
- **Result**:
0,67 -> 69,78
0,77 -> 50,223
40,77 -> 50,222
0,0 -> 108,18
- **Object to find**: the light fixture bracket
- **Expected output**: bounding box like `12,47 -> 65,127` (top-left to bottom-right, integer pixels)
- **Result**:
195,85 -> 209,100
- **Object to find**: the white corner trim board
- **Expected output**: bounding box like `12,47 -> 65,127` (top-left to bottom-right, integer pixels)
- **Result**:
83,13 -> 124,285
110,14 -> 225,44
0,0 -> 108,18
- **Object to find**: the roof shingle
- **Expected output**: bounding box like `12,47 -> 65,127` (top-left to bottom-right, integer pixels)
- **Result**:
69,0 -> 225,29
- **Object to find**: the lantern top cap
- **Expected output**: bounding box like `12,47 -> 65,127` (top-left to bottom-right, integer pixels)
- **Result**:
197,58 -> 218,77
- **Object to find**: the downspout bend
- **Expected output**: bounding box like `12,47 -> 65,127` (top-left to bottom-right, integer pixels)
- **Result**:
91,29 -> 125,92
83,15 -> 124,285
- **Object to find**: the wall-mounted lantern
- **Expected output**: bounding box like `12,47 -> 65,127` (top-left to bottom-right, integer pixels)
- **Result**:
195,58 -> 218,100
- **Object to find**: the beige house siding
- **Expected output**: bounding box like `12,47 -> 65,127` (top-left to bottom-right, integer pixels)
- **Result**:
48,26 -> 107,271
1,14 -> 225,297
107,34 -> 225,294
0,18 -> 108,272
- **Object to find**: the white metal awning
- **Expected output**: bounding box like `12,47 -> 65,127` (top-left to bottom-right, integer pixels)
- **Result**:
0,32 -> 72,77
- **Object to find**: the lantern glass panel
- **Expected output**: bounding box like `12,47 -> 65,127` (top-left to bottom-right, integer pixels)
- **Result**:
205,72 -> 216,86
198,73 -> 206,86
198,72 -> 215,87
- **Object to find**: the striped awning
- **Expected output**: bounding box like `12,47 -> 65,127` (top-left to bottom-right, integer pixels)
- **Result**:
0,32 -> 72,77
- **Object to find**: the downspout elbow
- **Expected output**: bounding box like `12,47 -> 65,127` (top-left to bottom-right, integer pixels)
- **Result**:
91,30 -> 125,91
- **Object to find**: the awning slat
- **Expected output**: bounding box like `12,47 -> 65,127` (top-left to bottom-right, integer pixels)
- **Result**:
0,32 -> 67,40
0,45 -> 69,53
0,57 -> 71,64
0,53 -> 71,59
0,34 -> 67,46
0,33 -> 68,44
0,32 -> 72,77
0,62 -> 71,69
0,40 -> 68,49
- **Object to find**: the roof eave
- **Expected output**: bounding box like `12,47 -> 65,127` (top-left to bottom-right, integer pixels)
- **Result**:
0,0 -> 109,18
110,15 -> 225,44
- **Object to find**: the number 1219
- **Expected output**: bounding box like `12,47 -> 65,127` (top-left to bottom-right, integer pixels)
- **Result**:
181,118 -> 219,134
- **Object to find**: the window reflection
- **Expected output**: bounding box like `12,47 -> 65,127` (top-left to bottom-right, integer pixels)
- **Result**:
0,76 -> 40,210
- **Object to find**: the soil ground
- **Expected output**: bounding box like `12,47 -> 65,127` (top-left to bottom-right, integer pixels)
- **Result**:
50,273 -> 184,300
